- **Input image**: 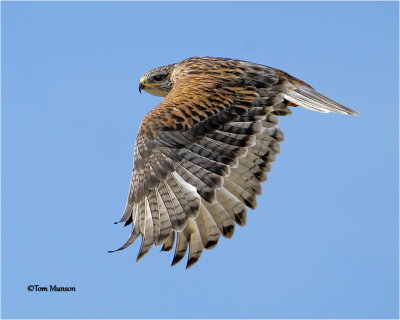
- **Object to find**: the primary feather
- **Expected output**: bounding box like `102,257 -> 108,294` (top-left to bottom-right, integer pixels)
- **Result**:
111,56 -> 358,268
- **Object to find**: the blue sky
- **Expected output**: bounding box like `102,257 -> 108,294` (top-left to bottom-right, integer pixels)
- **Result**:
2,1 -> 398,319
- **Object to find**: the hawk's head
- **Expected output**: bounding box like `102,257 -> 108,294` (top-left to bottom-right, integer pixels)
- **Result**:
139,64 -> 175,97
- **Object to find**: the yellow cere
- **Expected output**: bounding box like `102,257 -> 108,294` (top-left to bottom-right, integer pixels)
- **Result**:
140,77 -> 160,87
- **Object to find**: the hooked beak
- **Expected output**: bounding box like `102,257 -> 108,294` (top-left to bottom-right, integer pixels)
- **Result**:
138,81 -> 145,94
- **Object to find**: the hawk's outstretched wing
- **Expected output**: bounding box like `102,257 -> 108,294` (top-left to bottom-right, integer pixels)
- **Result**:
111,57 -> 357,268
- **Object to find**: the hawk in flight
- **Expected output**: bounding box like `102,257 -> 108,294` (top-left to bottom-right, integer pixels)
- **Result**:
111,56 -> 358,268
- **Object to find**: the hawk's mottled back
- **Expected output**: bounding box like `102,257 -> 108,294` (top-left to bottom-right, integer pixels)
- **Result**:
111,56 -> 358,268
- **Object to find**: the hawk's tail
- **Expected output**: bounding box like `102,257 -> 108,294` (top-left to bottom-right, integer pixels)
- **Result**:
282,85 -> 359,116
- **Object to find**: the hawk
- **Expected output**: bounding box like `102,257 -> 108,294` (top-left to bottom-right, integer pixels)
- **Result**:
111,56 -> 358,268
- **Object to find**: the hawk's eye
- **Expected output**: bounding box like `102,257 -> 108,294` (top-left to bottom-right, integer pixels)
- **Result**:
153,75 -> 163,81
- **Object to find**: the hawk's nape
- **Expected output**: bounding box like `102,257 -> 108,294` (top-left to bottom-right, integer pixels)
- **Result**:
110,56 -> 358,268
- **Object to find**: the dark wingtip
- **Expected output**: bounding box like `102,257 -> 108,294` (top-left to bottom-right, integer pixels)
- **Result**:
171,254 -> 184,266
161,244 -> 173,252
136,250 -> 147,263
186,257 -> 199,269
204,240 -> 218,249
222,224 -> 235,238
234,212 -> 247,226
